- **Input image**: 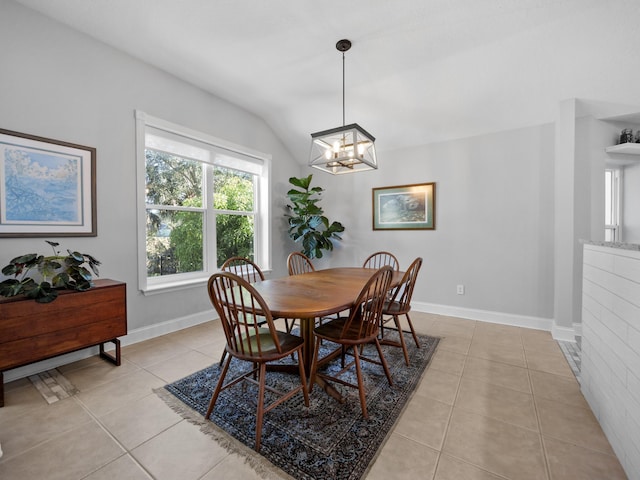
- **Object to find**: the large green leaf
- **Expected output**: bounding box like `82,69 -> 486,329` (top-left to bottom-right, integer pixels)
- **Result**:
327,221 -> 345,234
289,175 -> 312,190
52,272 -> 71,288
68,265 -> 92,281
0,279 -> 26,297
9,253 -> 38,265
308,216 -> 323,229
304,204 -> 323,215
67,250 -> 85,263
2,264 -> 22,276
25,281 -> 59,303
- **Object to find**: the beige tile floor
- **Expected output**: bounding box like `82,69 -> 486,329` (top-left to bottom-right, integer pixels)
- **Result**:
0,313 -> 628,480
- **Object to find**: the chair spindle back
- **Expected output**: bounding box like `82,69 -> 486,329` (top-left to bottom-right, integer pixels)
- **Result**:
287,252 -> 315,276
207,272 -> 280,358
389,257 -> 423,310
221,256 -> 265,284
362,251 -> 400,271
341,265 -> 393,339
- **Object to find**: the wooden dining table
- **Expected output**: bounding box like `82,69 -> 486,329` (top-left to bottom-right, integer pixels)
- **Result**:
251,267 -> 404,372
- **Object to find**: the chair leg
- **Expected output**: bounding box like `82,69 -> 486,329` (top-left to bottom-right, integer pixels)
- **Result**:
218,349 -> 226,367
373,338 -> 393,386
285,318 -> 295,333
392,314 -> 410,366
254,362 -> 267,452
351,346 -> 368,419
379,314 -> 387,339
404,313 -> 420,348
297,346 -> 310,407
206,354 -> 232,419
308,337 -> 323,394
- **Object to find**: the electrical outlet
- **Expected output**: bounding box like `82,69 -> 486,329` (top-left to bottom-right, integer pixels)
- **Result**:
456,284 -> 465,295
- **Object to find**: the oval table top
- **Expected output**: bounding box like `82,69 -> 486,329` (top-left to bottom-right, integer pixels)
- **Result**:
251,267 -> 404,319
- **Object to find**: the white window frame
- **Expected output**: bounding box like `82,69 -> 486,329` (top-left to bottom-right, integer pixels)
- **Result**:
605,167 -> 622,242
135,111 -> 271,294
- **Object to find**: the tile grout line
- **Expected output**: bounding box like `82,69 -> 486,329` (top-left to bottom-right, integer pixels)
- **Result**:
526,343 -> 553,480
71,394 -> 159,480
430,322 -> 474,480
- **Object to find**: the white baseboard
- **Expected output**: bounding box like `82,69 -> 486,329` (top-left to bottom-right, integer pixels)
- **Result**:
3,310 -> 216,383
411,301 -> 566,336
120,310 -> 215,347
572,322 -> 583,338
553,322 -> 579,342
413,300 -> 578,342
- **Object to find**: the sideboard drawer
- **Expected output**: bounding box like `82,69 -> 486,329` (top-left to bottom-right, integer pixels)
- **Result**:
0,279 -> 127,406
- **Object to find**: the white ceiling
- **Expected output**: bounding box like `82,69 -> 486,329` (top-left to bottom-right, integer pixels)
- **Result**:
14,0 -> 640,162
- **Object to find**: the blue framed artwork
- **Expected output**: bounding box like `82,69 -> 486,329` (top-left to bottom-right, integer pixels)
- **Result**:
0,129 -> 96,237
372,182 -> 436,230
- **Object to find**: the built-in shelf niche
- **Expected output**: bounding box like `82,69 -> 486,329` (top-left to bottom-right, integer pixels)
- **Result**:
605,142 -> 640,155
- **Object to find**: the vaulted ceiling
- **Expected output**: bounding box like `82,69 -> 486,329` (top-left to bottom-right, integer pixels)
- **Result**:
15,0 -> 640,162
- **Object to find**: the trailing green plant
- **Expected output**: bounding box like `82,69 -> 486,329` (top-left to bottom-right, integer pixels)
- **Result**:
0,240 -> 101,303
285,174 -> 345,259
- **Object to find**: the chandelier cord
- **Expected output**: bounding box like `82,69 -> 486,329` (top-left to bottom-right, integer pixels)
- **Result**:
342,50 -> 346,127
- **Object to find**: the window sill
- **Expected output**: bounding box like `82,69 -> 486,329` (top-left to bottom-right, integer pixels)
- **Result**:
140,265 -> 274,296
141,276 -> 209,296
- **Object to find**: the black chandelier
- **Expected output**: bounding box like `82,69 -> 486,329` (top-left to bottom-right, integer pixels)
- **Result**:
309,39 -> 377,174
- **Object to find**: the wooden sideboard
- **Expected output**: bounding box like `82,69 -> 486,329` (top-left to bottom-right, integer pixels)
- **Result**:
0,279 -> 127,406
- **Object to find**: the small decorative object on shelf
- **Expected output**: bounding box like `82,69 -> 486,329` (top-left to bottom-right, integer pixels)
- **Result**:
619,128 -> 634,144
0,240 -> 100,303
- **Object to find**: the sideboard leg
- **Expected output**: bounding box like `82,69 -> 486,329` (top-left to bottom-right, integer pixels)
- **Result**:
0,371 -> 4,407
99,339 -> 121,366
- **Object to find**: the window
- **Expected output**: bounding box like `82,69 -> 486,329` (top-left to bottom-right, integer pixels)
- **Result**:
605,167 -> 621,242
136,111 -> 271,293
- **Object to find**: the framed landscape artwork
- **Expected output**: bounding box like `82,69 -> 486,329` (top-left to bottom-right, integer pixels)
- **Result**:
0,128 -> 96,237
372,182 -> 436,230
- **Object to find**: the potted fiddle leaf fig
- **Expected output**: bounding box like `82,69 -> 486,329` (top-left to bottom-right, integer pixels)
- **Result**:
0,240 -> 101,303
285,174 -> 345,259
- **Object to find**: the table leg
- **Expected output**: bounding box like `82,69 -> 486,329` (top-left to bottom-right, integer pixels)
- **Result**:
299,318 -> 347,403
270,317 -> 346,403
299,317 -> 316,373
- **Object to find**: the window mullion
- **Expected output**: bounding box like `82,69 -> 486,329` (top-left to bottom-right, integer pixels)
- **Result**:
205,164 -> 217,271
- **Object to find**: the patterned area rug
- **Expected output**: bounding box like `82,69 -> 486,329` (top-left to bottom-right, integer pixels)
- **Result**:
158,330 -> 439,480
